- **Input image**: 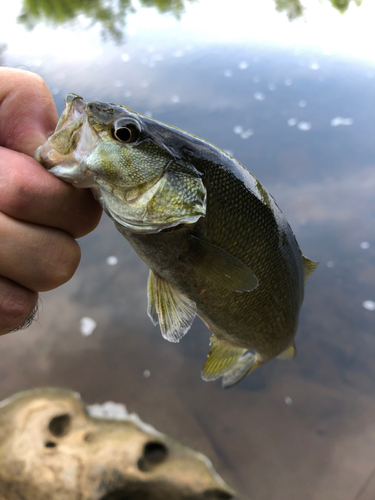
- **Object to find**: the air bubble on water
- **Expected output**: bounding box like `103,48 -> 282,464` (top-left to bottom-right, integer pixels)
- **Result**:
310,62 -> 320,70
285,397 -> 292,405
298,100 -> 307,107
148,61 -> 156,68
297,122 -> 311,131
285,78 -> 293,86
363,301 -> 375,311
360,241 -> 370,249
114,80 -> 123,88
330,117 -> 353,127
121,53 -> 130,62
140,81 -> 149,88
233,125 -> 243,135
173,50 -> 184,58
241,129 -> 254,139
51,88 -> 60,96
288,118 -> 297,127
224,149 -> 234,156
153,53 -> 164,62
254,92 -> 265,101
143,370 -> 151,378
106,256 -> 118,266
124,90 -> 132,98
80,317 -> 97,337
326,261 -> 335,268
239,61 -> 248,69
171,95 -> 181,103
144,111 -> 153,117
253,75 -> 260,83
224,69 -> 233,77
268,83 -> 276,91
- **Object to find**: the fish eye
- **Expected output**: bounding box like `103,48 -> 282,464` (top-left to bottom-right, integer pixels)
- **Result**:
112,121 -> 140,144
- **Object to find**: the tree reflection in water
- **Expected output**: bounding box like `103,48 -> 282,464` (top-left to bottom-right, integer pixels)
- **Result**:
16,0 -> 365,43
275,0 -> 363,19
17,0 -> 196,43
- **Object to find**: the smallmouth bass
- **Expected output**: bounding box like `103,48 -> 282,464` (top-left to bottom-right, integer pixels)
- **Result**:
35,94 -> 317,387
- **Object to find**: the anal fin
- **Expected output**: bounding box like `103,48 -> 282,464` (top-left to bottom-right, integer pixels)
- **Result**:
202,335 -> 246,381
147,270 -> 196,343
221,352 -> 261,388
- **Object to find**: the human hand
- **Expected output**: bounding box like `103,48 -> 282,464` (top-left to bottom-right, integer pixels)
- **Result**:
0,68 -> 102,335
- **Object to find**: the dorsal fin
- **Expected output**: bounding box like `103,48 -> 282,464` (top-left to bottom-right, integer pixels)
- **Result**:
277,342 -> 296,360
303,256 -> 318,284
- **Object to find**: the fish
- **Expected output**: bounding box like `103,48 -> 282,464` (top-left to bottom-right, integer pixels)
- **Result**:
35,93 -> 318,388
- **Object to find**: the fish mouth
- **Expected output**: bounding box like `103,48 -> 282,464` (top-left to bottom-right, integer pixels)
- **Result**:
34,94 -> 87,169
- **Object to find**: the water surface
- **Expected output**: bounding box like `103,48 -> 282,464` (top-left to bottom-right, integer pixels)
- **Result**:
0,1 -> 375,498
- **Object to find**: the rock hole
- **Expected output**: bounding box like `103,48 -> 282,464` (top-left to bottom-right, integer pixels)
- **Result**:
137,441 -> 168,471
48,413 -> 71,437
84,432 -> 95,443
45,441 -> 57,448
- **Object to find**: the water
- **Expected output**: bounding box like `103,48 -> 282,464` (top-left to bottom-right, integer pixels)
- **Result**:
0,1 -> 375,498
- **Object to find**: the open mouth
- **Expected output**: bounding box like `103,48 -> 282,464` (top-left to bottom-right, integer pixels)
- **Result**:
55,93 -> 86,133
34,94 -> 87,168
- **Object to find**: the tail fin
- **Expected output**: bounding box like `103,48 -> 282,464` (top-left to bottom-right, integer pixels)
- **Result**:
221,352 -> 261,389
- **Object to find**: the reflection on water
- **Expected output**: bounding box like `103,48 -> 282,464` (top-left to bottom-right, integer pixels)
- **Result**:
1,0 -> 375,499
275,0 -> 363,19
18,0 -> 196,42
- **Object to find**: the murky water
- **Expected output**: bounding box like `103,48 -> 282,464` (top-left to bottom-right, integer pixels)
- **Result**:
0,1 -> 375,498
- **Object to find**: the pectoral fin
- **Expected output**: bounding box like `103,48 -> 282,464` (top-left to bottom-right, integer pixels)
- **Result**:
303,256 -> 318,284
201,335 -> 247,381
221,352 -> 261,388
147,270 -> 196,343
185,235 -> 259,292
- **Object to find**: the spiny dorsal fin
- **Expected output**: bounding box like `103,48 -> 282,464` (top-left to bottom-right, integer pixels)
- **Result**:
303,256 -> 318,284
147,270 -> 196,343
184,235 -> 259,292
221,352 -> 260,389
201,335 -> 246,381
277,342 -> 296,360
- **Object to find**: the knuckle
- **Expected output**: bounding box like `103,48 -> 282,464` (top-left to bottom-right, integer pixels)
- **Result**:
39,235 -> 81,291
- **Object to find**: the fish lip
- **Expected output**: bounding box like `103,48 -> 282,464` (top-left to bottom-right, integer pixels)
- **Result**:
55,93 -> 86,132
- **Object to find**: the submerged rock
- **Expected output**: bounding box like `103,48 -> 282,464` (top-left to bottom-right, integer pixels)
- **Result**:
0,388 -> 236,500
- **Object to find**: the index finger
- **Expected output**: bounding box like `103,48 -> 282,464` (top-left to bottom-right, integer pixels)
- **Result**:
0,68 -> 58,156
